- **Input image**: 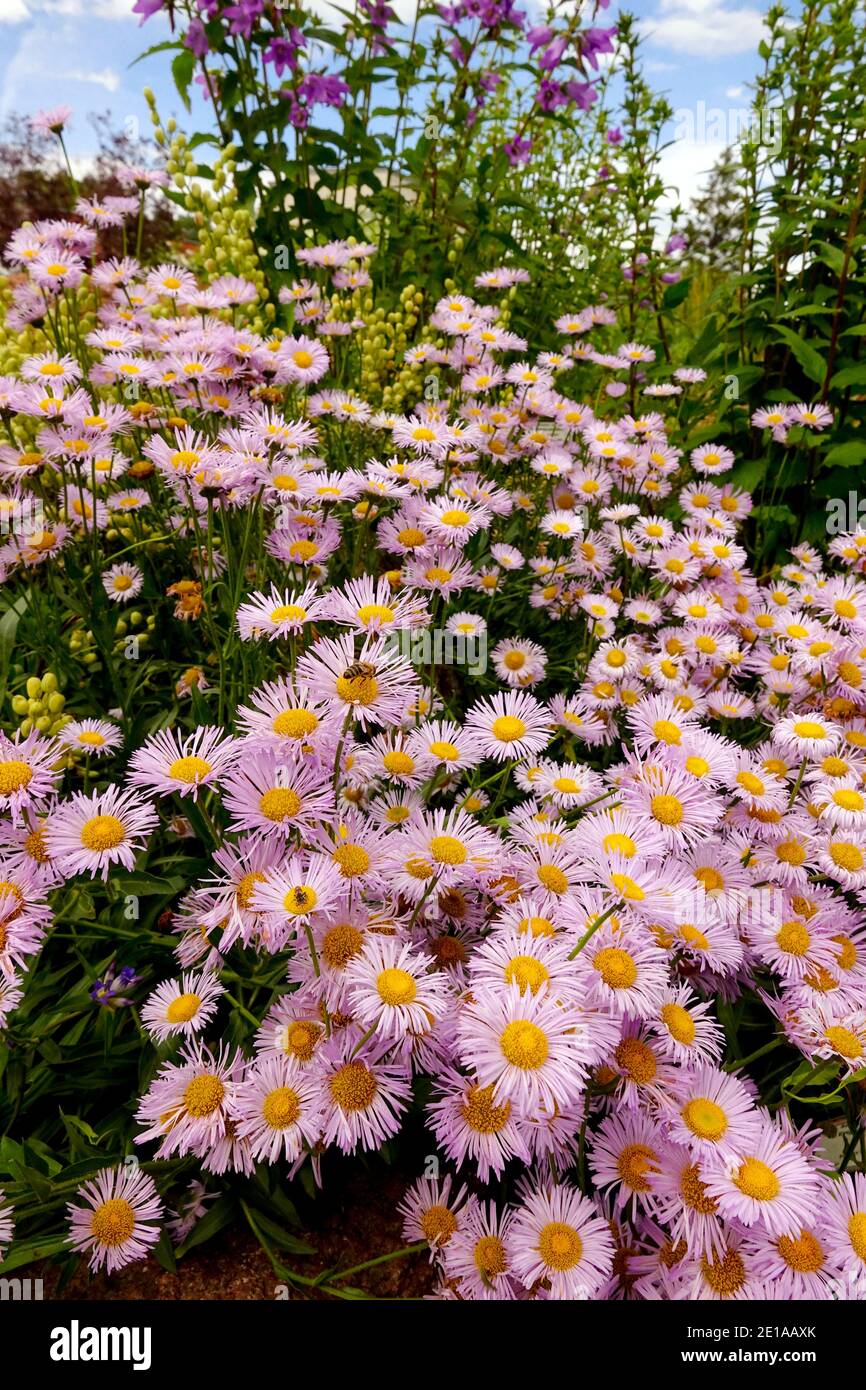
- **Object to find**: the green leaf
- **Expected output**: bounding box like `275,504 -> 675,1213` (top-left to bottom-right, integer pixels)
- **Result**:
172,49 -> 195,113
774,326 -> 827,384
829,364 -> 866,390
822,440 -> 866,469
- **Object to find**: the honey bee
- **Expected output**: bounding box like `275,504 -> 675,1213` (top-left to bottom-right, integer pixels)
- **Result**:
341,661 -> 378,682
291,886 -> 311,908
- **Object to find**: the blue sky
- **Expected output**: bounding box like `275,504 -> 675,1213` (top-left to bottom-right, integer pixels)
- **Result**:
0,0 -> 769,206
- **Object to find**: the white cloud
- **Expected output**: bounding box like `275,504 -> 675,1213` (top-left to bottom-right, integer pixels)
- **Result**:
643,0 -> 767,56
659,134 -> 726,210
63,66 -> 121,91
726,85 -> 744,98
0,0 -> 139,19
0,0 -> 29,21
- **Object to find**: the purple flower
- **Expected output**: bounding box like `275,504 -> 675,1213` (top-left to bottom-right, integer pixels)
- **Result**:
665,233 -> 688,254
538,36 -> 568,71
185,19 -> 210,59
606,126 -> 623,145
565,79 -> 598,110
582,25 -> 617,70
504,135 -> 532,166
264,31 -> 306,78
222,0 -> 264,39
132,0 -> 164,20
661,270 -> 682,284
527,24 -> 553,51
90,962 -> 139,1010
535,77 -> 568,111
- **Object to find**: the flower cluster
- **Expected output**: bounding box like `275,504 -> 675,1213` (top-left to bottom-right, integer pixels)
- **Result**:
0,208 -> 865,1298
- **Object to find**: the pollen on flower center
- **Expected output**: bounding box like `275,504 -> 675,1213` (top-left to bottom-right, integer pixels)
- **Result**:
184,1073 -> 225,1117
332,843 -> 371,876
273,708 -> 319,738
615,1036 -> 657,1083
420,1204 -> 457,1243
491,715 -> 526,742
538,1221 -> 582,1271
383,749 -> 414,774
322,923 -> 364,968
260,787 -> 301,821
474,1233 -> 508,1277
91,1197 -> 136,1247
701,1248 -> 746,1295
536,864 -> 568,894
283,884 -> 318,914
0,760 -> 33,795
168,755 -> 212,783
430,834 -> 467,865
336,673 -> 379,705
270,604 -> 307,623
80,814 -> 126,851
499,1019 -> 549,1069
429,740 -> 460,760
776,920 -> 810,955
617,1142 -> 659,1191
330,1060 -> 377,1111
166,992 -> 202,1024
377,967 -> 417,1005
661,1002 -> 696,1045
594,946 -> 637,989
824,1025 -> 863,1059
262,1085 -> 301,1129
651,793 -> 683,825
356,603 -> 395,625
776,1230 -> 824,1273
462,1083 -> 511,1133
603,832 -> 636,856
504,954 -> 550,995
734,1157 -> 780,1202
682,1096 -> 728,1141
847,1211 -> 866,1261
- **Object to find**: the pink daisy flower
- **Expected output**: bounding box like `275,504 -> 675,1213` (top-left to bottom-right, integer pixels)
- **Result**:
229,1054 -> 323,1162
67,1165 -> 163,1275
45,785 -> 158,881
127,726 -> 238,801
141,969 -> 224,1043
509,1183 -> 615,1299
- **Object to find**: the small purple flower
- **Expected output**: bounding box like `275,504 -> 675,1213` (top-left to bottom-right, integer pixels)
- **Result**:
538,36 -> 568,71
132,0 -> 164,21
504,135 -> 532,166
526,24 -> 553,51
90,962 -> 139,1010
582,25 -> 617,70
185,19 -> 210,59
665,233 -> 688,254
264,31 -> 306,78
606,127 -> 623,145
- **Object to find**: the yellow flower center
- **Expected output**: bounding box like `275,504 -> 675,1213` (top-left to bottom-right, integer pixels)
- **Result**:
80,814 -> 126,852
491,715 -> 526,742
682,1097 -> 727,1141
336,674 -> 379,705
283,885 -> 318,915
776,1230 -> 824,1273
168,755 -> 212,784
430,835 -> 466,865
377,967 -> 417,1006
332,843 -> 371,877
166,992 -> 201,1024
273,708 -> 319,739
594,946 -> 637,989
330,1060 -> 377,1111
536,864 -> 568,895
651,793 -> 683,826
734,1157 -> 780,1202
661,1002 -> 696,1044
262,1086 -> 301,1129
504,955 -> 550,995
499,1020 -> 549,1069
260,787 -> 301,822
184,1073 -> 225,1117
0,760 -> 33,796
538,1222 -> 582,1271
91,1198 -> 136,1248
824,1025 -> 863,1059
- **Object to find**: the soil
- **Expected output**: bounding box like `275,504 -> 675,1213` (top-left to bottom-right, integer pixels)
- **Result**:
33,1168 -> 436,1301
